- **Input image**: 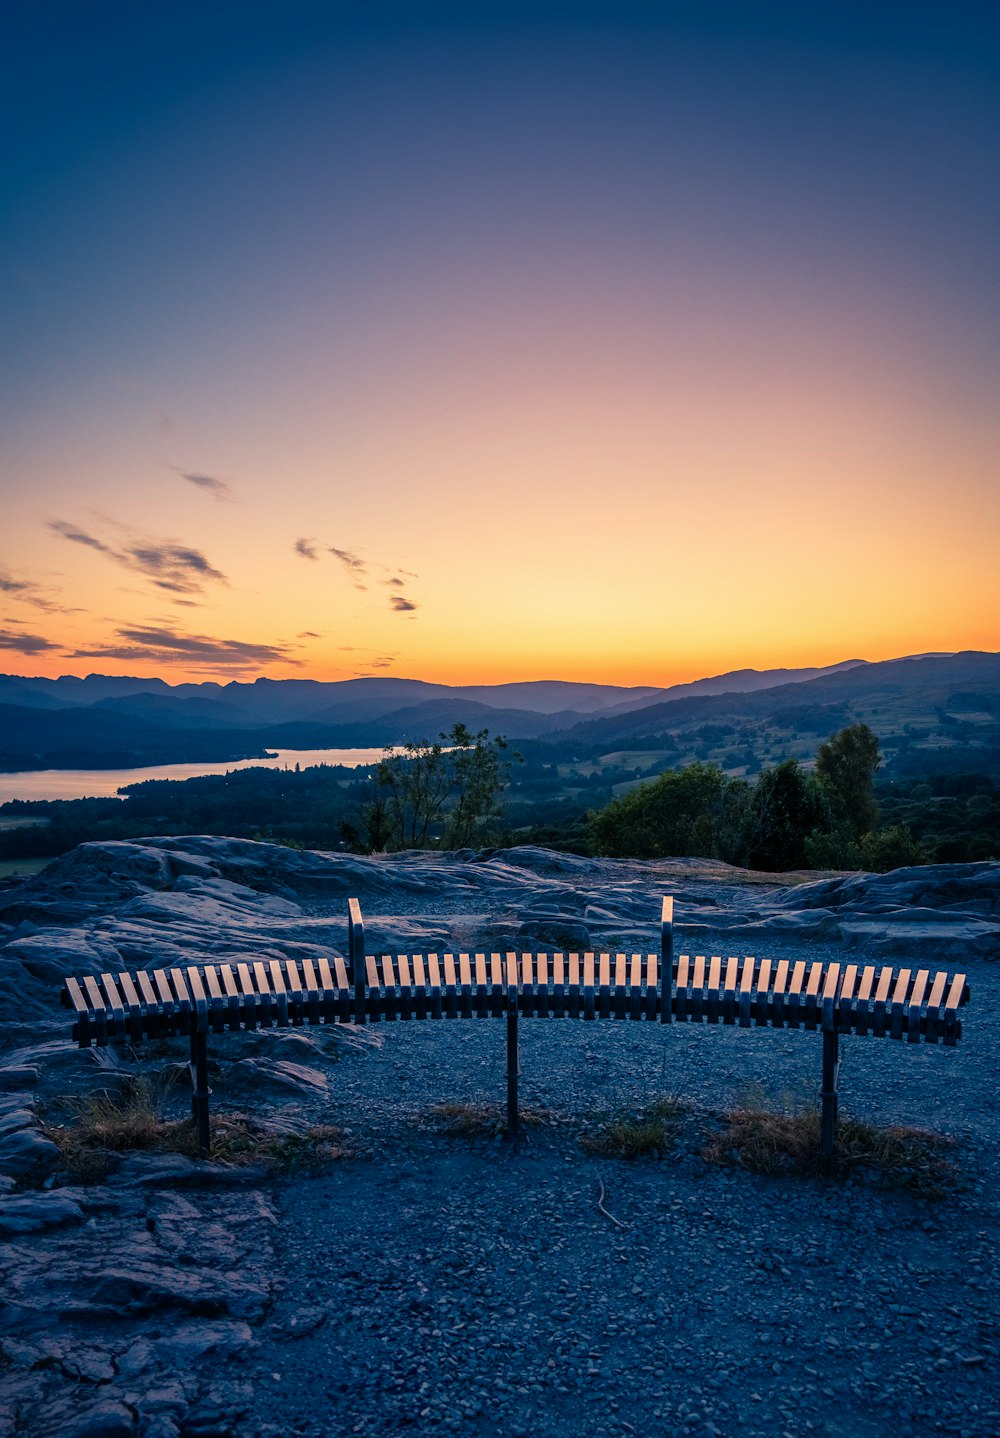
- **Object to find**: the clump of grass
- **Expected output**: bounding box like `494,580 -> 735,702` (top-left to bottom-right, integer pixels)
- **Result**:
702,1108 -> 959,1197
173,1115 -> 350,1169
580,1095 -> 684,1160
43,1075 -> 172,1179
44,1075 -> 351,1179
425,1101 -> 551,1137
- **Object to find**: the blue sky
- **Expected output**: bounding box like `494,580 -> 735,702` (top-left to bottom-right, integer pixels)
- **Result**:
2,3 -> 998,682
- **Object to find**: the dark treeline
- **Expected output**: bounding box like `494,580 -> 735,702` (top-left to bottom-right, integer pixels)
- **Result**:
0,763 -> 372,861
586,723 -> 925,871
2,724 -> 999,871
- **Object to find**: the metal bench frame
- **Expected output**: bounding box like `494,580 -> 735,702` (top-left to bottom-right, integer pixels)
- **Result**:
63,896 -> 970,1157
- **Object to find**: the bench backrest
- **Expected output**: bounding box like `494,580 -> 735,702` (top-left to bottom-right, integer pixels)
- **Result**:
63,890 -> 969,1049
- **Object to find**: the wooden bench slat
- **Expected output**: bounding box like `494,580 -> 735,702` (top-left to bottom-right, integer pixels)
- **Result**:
379,955 -> 398,1022
690,955 -> 705,1023
151,969 -> 178,1035
872,966 -> 894,1037
186,967 -> 209,1033
612,954 -> 627,1020
458,953 -> 474,1019
412,955 -> 429,1020
65,975 -> 92,1046
100,973 -> 126,1037
838,964 -> 858,1031
738,957 -> 755,1028
645,953 -> 658,1020
944,973 -> 967,1045
428,955 -> 443,1019
598,952 -> 611,1019
567,953 -> 581,1019
548,952 -> 564,1017
217,963 -> 242,1029
628,954 -> 642,1021
786,959 -> 807,1030
889,968 -> 912,1041
488,954 -> 503,1017
674,953 -> 690,1021
203,966 -> 226,1033
473,953 -> 489,1017
721,956 -> 739,1025
754,958 -> 771,1026
300,958 -> 321,1027
536,953 -> 549,1018
803,961 -> 824,1031
582,953 -> 596,1021
924,969 -> 948,1043
252,960 -> 276,1028
906,969 -> 930,1043
769,959 -> 789,1028
821,963 -> 841,1032
442,954 -> 458,1018
520,954 -> 534,1016
706,956 -> 722,1024
855,965 -> 877,1035
231,962 -> 255,1027
116,971 -> 145,1040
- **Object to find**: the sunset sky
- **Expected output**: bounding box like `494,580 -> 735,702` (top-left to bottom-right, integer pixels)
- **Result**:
2,3 -> 998,687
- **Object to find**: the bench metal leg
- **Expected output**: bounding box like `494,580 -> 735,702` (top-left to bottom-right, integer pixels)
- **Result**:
820,1029 -> 840,1158
190,1026 -> 211,1156
506,997 -> 519,1140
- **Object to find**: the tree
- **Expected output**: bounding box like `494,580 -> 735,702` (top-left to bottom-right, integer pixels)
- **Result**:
588,763 -> 730,859
363,724 -> 517,852
741,759 -> 829,872
815,722 -> 880,840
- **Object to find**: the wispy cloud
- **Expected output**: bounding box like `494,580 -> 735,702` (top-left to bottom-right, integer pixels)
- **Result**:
48,520 -> 115,554
329,547 -> 368,590
48,519 -> 228,596
0,568 -> 79,615
125,543 -> 226,594
176,470 -> 234,501
293,539 -> 419,610
0,628 -> 60,654
70,625 -> 300,670
298,630 -> 322,639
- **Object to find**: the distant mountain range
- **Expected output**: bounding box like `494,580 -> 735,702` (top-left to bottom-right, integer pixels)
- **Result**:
0,652 -> 998,773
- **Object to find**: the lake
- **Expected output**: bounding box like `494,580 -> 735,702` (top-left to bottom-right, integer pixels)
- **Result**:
0,748 -> 388,803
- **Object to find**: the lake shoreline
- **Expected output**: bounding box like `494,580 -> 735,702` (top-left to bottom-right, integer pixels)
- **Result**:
0,748 -> 388,804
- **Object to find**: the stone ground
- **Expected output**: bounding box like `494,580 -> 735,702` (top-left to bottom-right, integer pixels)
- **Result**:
0,842 -> 997,1437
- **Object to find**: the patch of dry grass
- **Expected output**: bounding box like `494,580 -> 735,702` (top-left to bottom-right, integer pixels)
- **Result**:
702,1107 -> 959,1197
424,1101 -> 552,1137
174,1115 -> 351,1169
43,1075 -> 351,1180
579,1095 -> 684,1160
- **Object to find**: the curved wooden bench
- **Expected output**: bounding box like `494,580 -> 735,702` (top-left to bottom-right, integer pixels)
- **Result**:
62,896 -> 970,1156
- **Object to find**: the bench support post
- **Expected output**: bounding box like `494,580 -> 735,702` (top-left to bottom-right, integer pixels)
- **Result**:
189,1025 -> 211,1156
348,898 -> 366,1024
659,896 -> 674,1022
820,1028 -> 840,1158
506,991 -> 519,1140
